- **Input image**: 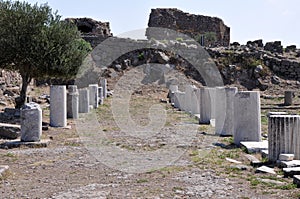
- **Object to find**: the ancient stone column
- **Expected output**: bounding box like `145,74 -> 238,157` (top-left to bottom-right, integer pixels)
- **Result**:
168,85 -> 178,105
233,91 -> 261,145
67,85 -> 79,119
199,87 -> 211,124
100,79 -> 107,98
184,85 -> 198,114
174,91 -> 185,110
215,87 -> 238,136
98,87 -> 104,105
20,102 -> 42,142
208,87 -> 216,120
78,88 -> 89,113
284,91 -> 293,106
50,85 -> 67,127
89,84 -> 99,109
191,86 -> 200,115
268,115 -> 300,162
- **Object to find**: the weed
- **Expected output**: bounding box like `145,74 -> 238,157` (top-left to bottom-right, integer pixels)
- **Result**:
276,183 -> 297,190
261,116 -> 268,126
172,186 -> 184,191
176,37 -> 184,42
198,125 -> 209,132
4,152 -> 15,157
136,179 -> 149,183
138,53 -> 144,60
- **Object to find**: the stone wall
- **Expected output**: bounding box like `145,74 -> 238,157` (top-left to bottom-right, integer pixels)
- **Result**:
263,56 -> 300,80
207,41 -> 300,89
147,8 -> 230,47
65,18 -> 113,48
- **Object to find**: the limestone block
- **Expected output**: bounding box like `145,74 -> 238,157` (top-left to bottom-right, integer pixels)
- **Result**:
283,167 -> 300,177
100,79 -> 107,98
174,91 -> 185,110
89,84 -> 99,109
215,87 -> 237,135
168,85 -> 178,105
21,102 -> 42,142
78,88 -> 90,113
267,112 -> 288,117
233,91 -> 261,145
184,85 -> 197,114
50,85 -> 67,127
199,87 -> 211,124
67,85 -> 79,119
293,175 -> 300,188
279,154 -> 294,161
268,115 -> 300,162
207,88 -> 216,120
98,87 -> 104,105
0,123 -> 20,139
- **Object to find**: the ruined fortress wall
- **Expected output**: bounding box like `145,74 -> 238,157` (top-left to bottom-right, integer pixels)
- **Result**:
65,18 -> 113,48
147,8 -> 230,47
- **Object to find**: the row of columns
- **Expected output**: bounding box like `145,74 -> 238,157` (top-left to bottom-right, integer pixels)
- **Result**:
170,85 -> 262,145
20,80 -> 107,142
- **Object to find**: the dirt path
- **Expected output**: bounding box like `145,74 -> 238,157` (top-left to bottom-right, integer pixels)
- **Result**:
0,91 -> 299,198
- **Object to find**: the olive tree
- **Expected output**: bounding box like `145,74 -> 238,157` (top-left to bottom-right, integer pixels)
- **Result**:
0,1 -> 91,108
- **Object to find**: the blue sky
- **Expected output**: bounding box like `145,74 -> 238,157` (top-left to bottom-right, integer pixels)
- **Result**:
25,0 -> 300,47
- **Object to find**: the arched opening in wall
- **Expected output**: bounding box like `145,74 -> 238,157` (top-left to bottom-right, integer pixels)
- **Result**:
78,25 -> 93,33
105,48 -> 207,89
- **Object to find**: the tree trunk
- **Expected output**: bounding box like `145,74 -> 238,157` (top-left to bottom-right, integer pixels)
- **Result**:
15,74 -> 31,109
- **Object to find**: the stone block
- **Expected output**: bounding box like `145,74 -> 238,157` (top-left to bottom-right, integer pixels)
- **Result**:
199,87 -> 211,124
67,85 -> 79,119
98,87 -> 104,105
0,139 -> 50,149
100,79 -> 107,98
78,88 -> 89,113
0,123 -> 20,139
240,140 -> 268,153
174,91 -> 185,110
50,85 -> 67,127
268,115 -> 300,162
278,160 -> 300,168
279,154 -> 294,161
225,158 -> 242,164
233,91 -> 261,145
184,85 -> 198,114
89,84 -> 99,109
245,154 -> 262,166
293,175 -> 300,188
21,102 -> 42,142
256,166 -> 276,174
215,87 -> 237,136
168,85 -> 178,105
283,167 -> 300,177
267,112 -> 288,117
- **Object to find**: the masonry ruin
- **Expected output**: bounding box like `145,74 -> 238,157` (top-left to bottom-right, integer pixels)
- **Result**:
147,8 -> 230,46
65,18 -> 113,48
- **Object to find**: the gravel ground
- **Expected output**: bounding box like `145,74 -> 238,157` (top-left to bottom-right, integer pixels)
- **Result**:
0,86 -> 300,198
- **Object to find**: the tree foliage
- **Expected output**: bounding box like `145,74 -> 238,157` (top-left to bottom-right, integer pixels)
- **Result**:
195,31 -> 217,46
0,1 -> 91,107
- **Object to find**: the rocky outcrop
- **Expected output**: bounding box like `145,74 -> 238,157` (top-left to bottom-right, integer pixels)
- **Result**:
207,40 -> 300,90
65,18 -> 113,48
264,41 -> 283,54
147,8 -> 230,47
